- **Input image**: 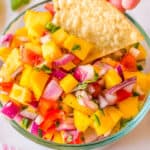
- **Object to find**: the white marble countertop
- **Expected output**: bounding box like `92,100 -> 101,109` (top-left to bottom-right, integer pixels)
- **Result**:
0,0 -> 150,150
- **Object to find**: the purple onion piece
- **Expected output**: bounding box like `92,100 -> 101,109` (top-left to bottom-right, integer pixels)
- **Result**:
116,65 -> 124,81
0,34 -> 13,47
31,122 -> 39,136
52,69 -> 67,80
106,77 -> 137,94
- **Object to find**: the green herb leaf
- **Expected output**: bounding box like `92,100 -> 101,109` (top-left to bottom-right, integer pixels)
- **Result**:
72,44 -> 81,51
94,114 -> 101,126
66,135 -> 73,143
133,91 -> 140,97
0,102 -> 2,108
46,23 -> 60,33
34,65 -> 52,74
22,118 -> 30,129
133,42 -> 140,49
120,118 -> 132,128
137,64 -> 143,71
99,108 -> 105,116
38,129 -> 43,137
11,0 -> 30,10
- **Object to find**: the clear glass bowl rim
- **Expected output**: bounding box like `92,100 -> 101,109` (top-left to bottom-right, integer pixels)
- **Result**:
2,0 -> 150,149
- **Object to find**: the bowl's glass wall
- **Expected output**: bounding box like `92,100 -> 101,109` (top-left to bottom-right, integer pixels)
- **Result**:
3,1 -> 150,149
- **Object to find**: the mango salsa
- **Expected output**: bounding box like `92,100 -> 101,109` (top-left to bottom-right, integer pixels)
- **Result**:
63,35 -> 93,60
10,84 -> 32,105
60,74 -> 78,93
0,47 -> 10,61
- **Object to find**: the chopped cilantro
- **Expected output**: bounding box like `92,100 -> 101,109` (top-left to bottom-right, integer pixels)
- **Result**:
137,64 -> 143,71
0,102 -> 2,108
120,118 -> 132,128
133,42 -> 140,48
34,65 -> 52,74
55,120 -> 60,127
133,91 -> 140,97
72,44 -> 81,51
46,22 -> 60,33
99,108 -> 105,115
22,118 -> 30,129
38,129 -> 43,137
94,114 -> 101,126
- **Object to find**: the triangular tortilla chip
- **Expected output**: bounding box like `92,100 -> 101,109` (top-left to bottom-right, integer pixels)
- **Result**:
53,0 -> 144,61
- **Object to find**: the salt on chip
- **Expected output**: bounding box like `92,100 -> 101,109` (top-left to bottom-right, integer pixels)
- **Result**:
53,0 -> 144,62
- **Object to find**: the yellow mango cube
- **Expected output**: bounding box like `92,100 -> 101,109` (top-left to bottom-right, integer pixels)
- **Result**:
10,84 -> 32,105
137,44 -> 147,60
63,94 -> 94,115
104,69 -> 122,89
63,35 -> 93,60
20,65 -> 32,88
0,47 -> 10,61
91,110 -> 114,136
42,41 -> 62,63
30,70 -> 49,100
15,27 -> 28,37
60,74 -> 78,93
62,62 -> 76,71
0,93 -> 10,105
117,97 -> 139,119
53,132 -> 64,144
25,42 -> 42,55
104,106 -> 122,125
74,110 -> 91,132
52,28 -> 69,46
0,48 -> 22,82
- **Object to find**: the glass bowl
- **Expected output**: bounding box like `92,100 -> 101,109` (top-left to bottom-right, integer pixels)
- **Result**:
2,0 -> 150,150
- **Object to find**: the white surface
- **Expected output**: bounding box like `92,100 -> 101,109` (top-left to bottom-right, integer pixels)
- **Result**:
0,0 -> 150,150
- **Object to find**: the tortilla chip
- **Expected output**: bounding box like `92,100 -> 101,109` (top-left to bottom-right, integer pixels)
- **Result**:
53,0 -> 144,60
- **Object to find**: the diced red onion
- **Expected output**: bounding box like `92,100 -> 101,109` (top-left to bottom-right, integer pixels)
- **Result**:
52,69 -> 67,80
63,130 -> 79,142
0,34 -> 13,47
105,93 -> 117,105
106,77 -> 137,94
35,115 -> 44,125
74,65 -> 95,82
129,47 -> 140,58
30,122 -> 39,136
40,34 -> 51,44
124,84 -> 135,92
42,79 -> 63,101
53,54 -> 75,67
20,107 -> 37,120
98,95 -> 109,108
11,66 -> 23,79
1,102 -> 20,119
56,122 -> 76,131
14,114 -> 23,123
116,65 -> 124,81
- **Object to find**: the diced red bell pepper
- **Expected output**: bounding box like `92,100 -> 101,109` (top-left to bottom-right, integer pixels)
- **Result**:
121,53 -> 137,71
116,89 -> 132,102
44,3 -> 55,16
72,55 -> 81,65
0,82 -> 13,93
38,98 -> 58,116
22,49 -> 43,66
43,125 -> 56,140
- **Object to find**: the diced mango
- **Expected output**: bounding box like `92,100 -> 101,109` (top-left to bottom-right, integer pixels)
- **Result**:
0,48 -> 22,82
63,94 -> 94,115
137,44 -> 147,60
52,28 -> 69,46
10,84 -> 32,105
25,10 -> 52,37
15,27 -> 28,37
20,65 -> 33,88
62,62 -> 76,71
74,110 -> 91,132
104,106 -> 122,125
42,41 -> 62,63
124,71 -> 150,93
53,132 -> 64,144
91,110 -> 114,136
104,69 -> 122,89
101,57 -> 118,67
61,103 -> 72,114
24,42 -> 42,55
0,47 -> 10,61
117,97 -> 139,119
60,74 -> 78,93
63,35 -> 93,60
0,93 -> 10,105
30,70 -> 49,100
